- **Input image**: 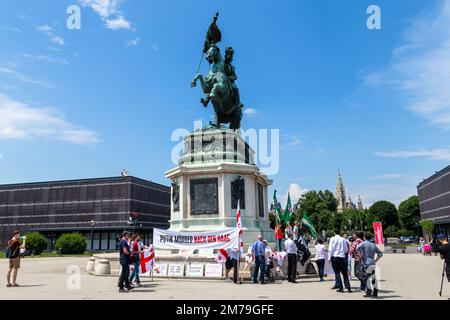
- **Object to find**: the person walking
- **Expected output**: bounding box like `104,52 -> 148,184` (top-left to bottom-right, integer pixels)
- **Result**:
252,235 -> 265,284
285,232 -> 298,283
328,228 -> 351,293
349,231 -> 365,291
275,224 -> 283,251
6,231 -> 24,287
419,237 -> 425,253
314,238 -> 327,282
356,233 -> 383,298
129,232 -> 144,287
118,231 -> 132,293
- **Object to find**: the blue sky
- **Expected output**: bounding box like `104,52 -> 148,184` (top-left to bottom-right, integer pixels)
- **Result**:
0,0 -> 449,207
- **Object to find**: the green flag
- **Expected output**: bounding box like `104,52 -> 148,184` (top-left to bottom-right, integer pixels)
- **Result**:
301,213 -> 317,238
282,192 -> 292,223
272,190 -> 282,223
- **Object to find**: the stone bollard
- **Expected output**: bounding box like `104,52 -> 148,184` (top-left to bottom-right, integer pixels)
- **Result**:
86,257 -> 96,272
95,259 -> 111,275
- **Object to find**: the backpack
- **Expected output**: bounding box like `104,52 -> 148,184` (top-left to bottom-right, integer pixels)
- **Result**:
5,246 -> 12,259
5,241 -> 18,259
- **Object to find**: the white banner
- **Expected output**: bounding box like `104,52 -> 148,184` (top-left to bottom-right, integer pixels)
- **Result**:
153,228 -> 239,250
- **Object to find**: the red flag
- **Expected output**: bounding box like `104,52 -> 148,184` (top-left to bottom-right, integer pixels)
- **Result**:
236,200 -> 244,252
139,245 -> 155,274
215,248 -> 229,264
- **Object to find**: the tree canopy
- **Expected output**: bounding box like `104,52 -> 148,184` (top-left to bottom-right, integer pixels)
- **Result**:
368,200 -> 399,229
398,195 -> 420,232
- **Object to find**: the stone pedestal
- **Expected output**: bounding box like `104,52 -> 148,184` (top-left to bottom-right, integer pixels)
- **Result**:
165,127 -> 274,244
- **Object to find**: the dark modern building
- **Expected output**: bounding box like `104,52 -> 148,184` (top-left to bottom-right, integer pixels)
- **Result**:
0,176 -> 170,251
417,165 -> 450,237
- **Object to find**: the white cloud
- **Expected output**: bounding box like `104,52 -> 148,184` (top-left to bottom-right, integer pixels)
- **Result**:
281,134 -> 303,150
0,153 -> 3,159
151,42 -> 160,51
366,173 -> 404,181
36,24 -> 65,46
22,53 -> 69,65
244,107 -> 257,117
126,37 -> 140,47
105,16 -> 131,30
0,93 -> 99,145
0,26 -> 22,33
279,183 -> 309,207
374,148 -> 450,161
364,1 -> 450,129
80,0 -> 132,31
0,66 -> 52,88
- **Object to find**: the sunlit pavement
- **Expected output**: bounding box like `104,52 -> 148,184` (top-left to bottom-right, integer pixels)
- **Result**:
0,253 -> 447,300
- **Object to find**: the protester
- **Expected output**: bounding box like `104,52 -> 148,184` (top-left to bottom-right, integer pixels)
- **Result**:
349,231 -> 365,291
284,225 -> 292,239
314,238 -> 327,282
275,224 -> 283,251
285,231 -> 297,283
328,228 -> 351,293
129,232 -> 144,287
356,233 -> 383,298
6,231 -> 24,287
437,234 -> 450,283
263,240 -> 274,281
293,222 -> 299,242
118,231 -> 133,293
431,237 -> 440,256
252,235 -> 265,284
419,237 -> 425,253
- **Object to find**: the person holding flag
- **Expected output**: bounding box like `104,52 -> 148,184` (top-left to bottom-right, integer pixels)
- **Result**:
216,200 -> 243,284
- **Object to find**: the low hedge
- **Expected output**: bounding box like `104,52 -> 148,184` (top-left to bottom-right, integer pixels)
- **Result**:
55,233 -> 87,254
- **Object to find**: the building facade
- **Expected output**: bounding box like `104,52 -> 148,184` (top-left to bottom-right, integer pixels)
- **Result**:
417,165 -> 450,237
0,176 -> 170,251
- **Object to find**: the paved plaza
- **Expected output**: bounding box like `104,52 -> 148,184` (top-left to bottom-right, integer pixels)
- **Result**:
0,252 -> 448,300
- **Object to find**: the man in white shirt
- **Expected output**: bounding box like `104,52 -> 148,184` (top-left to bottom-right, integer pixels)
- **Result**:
285,232 -> 298,283
327,228 -> 351,293
293,222 -> 299,242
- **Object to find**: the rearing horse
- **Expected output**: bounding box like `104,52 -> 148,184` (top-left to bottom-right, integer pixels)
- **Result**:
191,45 -> 243,130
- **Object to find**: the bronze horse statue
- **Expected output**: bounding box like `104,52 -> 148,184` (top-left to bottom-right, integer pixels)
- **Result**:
191,13 -> 243,130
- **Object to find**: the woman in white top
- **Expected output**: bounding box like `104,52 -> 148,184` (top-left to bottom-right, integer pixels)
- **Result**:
314,238 -> 327,281
263,240 -> 273,266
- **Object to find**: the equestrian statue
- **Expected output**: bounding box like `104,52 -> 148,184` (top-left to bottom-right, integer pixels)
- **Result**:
191,13 -> 244,130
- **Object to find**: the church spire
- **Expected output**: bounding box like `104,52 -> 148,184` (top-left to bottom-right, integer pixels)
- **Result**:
336,172 -> 346,213
357,195 -> 364,211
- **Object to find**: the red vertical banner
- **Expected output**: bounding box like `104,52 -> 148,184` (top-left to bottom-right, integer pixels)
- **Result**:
373,222 -> 384,245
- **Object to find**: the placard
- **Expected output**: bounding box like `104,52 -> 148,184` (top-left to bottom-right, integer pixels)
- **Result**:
188,264 -> 204,277
153,263 -> 168,276
204,263 -> 223,278
168,263 -> 185,277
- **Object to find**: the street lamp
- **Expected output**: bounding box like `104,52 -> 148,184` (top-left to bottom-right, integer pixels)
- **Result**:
90,219 -> 96,255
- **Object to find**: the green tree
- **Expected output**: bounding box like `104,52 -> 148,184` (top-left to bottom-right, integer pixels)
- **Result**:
297,190 -> 338,234
398,195 -> 420,232
368,200 -> 399,229
25,232 -> 48,255
420,220 -> 434,236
